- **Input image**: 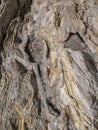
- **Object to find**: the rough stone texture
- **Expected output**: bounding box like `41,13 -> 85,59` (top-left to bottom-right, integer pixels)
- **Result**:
0,0 -> 98,130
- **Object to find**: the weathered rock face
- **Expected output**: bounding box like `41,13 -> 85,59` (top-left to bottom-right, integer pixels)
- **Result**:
0,0 -> 98,130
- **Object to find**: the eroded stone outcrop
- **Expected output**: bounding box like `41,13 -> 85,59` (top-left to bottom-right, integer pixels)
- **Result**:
0,0 -> 98,130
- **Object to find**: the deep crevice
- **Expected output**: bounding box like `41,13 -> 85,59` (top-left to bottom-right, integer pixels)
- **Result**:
65,32 -> 75,42
75,3 -> 79,14
64,32 -> 85,45
24,37 -> 35,62
17,0 -> 20,6
37,64 -> 42,78
46,99 -> 60,116
76,32 -> 85,43
46,41 -> 50,58
38,99 -> 41,116
24,123 -> 29,130
9,118 -> 18,130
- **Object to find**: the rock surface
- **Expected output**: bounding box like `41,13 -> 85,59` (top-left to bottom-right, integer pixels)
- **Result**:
0,0 -> 98,130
